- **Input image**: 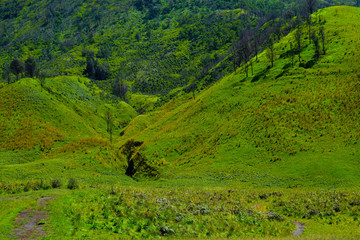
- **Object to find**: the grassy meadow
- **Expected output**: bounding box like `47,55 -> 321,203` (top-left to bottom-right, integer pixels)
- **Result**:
0,6 -> 360,239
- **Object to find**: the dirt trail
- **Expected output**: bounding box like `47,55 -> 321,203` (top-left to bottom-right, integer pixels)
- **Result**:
11,197 -> 55,239
292,221 -> 306,236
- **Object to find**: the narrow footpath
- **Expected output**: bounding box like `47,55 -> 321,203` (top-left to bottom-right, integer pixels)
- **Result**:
11,197 -> 55,239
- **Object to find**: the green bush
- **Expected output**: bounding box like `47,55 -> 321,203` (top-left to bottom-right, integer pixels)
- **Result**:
51,179 -> 62,189
67,178 -> 78,190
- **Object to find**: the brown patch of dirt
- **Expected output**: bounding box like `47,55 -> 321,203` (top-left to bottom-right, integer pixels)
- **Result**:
11,197 -> 55,239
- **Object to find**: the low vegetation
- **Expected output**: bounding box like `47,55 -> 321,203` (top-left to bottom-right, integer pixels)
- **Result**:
1,2 -> 360,240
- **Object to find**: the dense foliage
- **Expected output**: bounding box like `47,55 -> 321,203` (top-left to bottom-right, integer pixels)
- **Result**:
1,0 -> 357,95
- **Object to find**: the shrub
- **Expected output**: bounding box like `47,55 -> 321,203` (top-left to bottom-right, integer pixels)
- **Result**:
38,179 -> 51,190
51,179 -> 62,188
23,182 -> 31,192
67,178 -> 78,190
159,226 -> 175,236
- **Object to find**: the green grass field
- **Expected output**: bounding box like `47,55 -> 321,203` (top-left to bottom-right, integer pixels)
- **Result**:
1,6 -> 360,239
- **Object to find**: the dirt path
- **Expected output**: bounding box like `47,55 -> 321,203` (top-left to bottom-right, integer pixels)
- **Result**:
11,197 -> 55,239
292,221 -> 306,236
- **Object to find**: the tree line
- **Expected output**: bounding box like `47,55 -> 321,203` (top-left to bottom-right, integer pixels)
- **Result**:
1,0 -> 354,97
188,0 -> 331,93
1,57 -> 45,84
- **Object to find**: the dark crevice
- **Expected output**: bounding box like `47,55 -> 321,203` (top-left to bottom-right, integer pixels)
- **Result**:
120,140 -> 159,179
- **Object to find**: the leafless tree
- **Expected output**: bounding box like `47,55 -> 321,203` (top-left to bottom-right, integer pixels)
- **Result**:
319,26 -> 326,55
105,110 -> 114,143
295,29 -> 302,62
305,0 -> 318,15
266,40 -> 275,68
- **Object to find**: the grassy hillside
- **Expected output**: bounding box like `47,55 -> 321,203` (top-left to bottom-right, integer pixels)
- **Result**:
0,75 -> 138,186
0,5 -> 360,240
118,6 -> 360,188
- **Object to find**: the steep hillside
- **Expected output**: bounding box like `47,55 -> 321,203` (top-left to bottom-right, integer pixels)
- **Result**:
0,76 -> 137,185
119,6 -> 360,187
0,76 -> 138,150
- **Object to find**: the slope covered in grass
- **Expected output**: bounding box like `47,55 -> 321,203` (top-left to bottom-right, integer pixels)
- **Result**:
1,6 -> 360,240
0,76 -> 137,185
119,6 -> 360,188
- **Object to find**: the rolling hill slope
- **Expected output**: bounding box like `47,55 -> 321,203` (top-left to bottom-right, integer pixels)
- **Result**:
118,6 -> 360,188
0,76 -> 138,185
1,6 -> 360,240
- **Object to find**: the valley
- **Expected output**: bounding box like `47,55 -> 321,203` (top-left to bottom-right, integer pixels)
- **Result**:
0,1 -> 360,239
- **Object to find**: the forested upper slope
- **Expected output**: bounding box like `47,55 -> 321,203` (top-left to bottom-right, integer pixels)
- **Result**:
1,0 -> 357,94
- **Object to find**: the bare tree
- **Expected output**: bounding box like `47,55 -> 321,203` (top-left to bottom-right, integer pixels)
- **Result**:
306,15 -> 312,44
319,26 -> 326,55
39,71 -> 46,91
105,110 -> 114,143
114,80 -> 128,101
305,0 -> 318,15
241,30 -> 251,63
290,42 -> 295,66
311,32 -> 320,58
253,31 -> 260,61
250,61 -> 254,76
266,40 -> 276,68
244,63 -> 249,78
230,43 -> 243,72
295,29 -> 302,62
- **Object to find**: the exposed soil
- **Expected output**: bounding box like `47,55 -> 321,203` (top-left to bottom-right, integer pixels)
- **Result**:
11,197 -> 55,239
292,221 -> 306,236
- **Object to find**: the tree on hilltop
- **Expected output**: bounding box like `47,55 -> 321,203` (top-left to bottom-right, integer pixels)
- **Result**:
83,50 -> 110,80
10,58 -> 24,81
304,0 -> 318,15
25,56 -> 37,78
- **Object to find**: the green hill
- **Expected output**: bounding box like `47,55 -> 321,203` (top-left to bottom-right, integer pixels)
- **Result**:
0,75 -> 138,185
1,5 -> 360,240
118,6 -> 360,188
